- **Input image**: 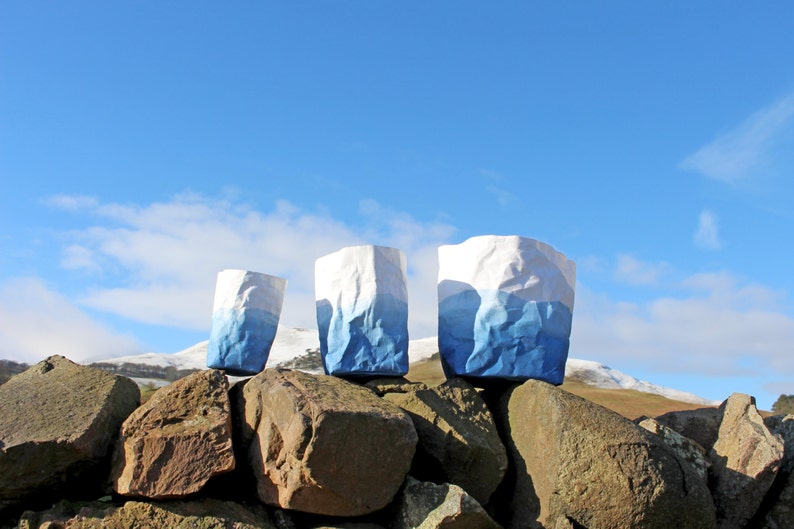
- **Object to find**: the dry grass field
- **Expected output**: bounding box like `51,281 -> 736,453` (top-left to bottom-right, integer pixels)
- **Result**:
406,356 -> 716,420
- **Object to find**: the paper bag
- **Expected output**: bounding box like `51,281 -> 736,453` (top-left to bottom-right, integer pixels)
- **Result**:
437,235 -> 575,384
206,269 -> 286,375
315,245 -> 409,376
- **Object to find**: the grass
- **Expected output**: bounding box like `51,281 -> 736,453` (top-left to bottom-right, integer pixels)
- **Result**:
406,355 -> 715,420
138,382 -> 160,404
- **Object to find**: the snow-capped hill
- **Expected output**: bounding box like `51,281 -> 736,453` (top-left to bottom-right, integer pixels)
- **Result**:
407,336 -> 441,363
565,358 -> 719,406
95,327 -> 717,406
95,326 -> 322,372
97,327 -> 437,373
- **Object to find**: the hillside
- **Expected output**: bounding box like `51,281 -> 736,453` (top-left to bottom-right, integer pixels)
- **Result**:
406,355 -> 718,420
4,327 -> 720,419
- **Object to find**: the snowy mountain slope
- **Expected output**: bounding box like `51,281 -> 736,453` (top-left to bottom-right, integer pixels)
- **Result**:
564,358 -> 718,406
95,326 -> 321,372
95,326 -> 718,406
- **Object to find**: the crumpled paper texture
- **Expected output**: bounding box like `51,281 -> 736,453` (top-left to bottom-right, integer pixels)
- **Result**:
315,245 -> 409,376
437,235 -> 575,384
206,269 -> 286,375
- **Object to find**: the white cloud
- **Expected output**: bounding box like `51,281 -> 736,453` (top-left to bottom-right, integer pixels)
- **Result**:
694,209 -> 722,250
680,92 -> 794,183
42,194 -> 99,211
8,192 -> 794,409
571,273 -> 794,379
480,168 -> 517,208
614,254 -> 671,285
0,277 -> 142,363
50,194 -> 455,339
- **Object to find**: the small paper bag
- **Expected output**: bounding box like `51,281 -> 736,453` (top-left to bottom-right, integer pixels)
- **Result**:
206,269 -> 286,375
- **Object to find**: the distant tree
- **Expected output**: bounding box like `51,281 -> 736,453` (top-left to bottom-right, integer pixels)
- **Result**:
772,394 -> 794,415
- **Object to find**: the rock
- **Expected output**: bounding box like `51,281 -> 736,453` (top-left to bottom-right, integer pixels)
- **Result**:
383,378 -> 507,505
708,393 -> 784,529
312,522 -> 385,529
17,498 -> 275,528
757,415 -> 794,529
0,356 -> 139,512
112,369 -> 235,499
241,368 -> 417,516
758,472 -> 794,529
392,476 -> 502,529
654,406 -> 723,450
364,377 -> 427,396
490,379 -> 716,529
765,415 -> 794,474
639,417 -> 711,482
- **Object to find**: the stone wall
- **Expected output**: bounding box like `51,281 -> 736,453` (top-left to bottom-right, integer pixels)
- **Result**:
1,356 -> 792,529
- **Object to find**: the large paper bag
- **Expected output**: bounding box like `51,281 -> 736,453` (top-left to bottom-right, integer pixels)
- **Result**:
437,235 -> 575,384
315,245 -> 409,376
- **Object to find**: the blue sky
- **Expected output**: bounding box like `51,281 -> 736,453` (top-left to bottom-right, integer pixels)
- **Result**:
2,2 -> 793,409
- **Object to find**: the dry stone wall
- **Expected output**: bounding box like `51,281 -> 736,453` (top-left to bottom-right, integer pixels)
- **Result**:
1,356 -> 793,529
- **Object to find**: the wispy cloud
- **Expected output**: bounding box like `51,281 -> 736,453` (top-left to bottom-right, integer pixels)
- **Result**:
614,254 -> 671,286
694,209 -> 722,250
42,194 -> 99,211
53,193 -> 453,338
571,273 -> 794,403
480,168 -> 517,208
5,193 -> 794,408
680,92 -> 794,183
0,277 -> 141,363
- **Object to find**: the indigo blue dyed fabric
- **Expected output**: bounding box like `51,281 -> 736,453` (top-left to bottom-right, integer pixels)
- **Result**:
317,293 -> 409,376
207,308 -> 281,375
438,290 -> 572,384
315,245 -> 409,377
437,235 -> 576,385
205,269 -> 286,376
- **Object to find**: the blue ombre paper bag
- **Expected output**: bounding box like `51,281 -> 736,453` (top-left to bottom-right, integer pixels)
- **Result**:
206,269 -> 286,375
437,235 -> 576,385
315,245 -> 409,376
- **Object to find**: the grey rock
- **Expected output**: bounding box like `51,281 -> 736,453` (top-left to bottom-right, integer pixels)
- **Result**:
491,379 -> 716,529
709,393 -> 784,529
654,406 -> 723,450
0,356 -> 139,512
112,369 -> 235,499
384,378 -> 507,505
758,414 -> 794,529
392,476 -> 502,529
639,417 -> 711,482
241,368 -> 417,516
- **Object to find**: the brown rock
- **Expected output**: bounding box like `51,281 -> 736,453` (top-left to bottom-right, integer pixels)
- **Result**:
383,378 -> 507,505
241,368 -> 417,516
491,379 -> 716,529
654,406 -> 723,450
392,476 -> 502,529
709,393 -> 784,529
639,417 -> 711,482
112,369 -> 235,499
0,356 -> 139,512
364,377 -> 427,396
17,498 -> 275,528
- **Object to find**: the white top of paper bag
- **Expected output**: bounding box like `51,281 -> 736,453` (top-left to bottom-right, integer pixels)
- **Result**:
315,245 -> 407,304
212,269 -> 287,312
438,235 -> 576,309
